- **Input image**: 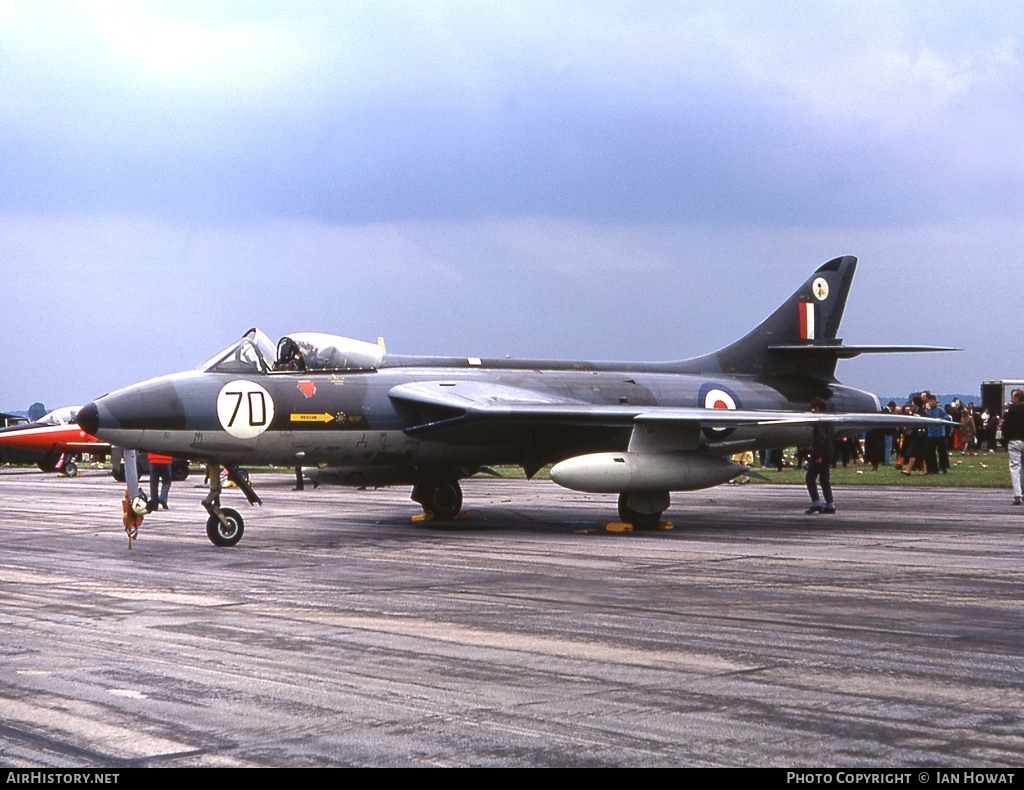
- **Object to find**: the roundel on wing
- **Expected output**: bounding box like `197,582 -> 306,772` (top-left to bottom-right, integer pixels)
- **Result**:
698,383 -> 741,439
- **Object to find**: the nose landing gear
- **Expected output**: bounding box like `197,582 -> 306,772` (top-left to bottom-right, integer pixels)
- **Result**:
205,506 -> 245,547
202,463 -> 261,547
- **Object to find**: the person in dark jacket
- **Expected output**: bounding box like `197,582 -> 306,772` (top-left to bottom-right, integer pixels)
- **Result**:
1002,389 -> 1024,506
805,397 -> 836,514
901,394 -> 927,475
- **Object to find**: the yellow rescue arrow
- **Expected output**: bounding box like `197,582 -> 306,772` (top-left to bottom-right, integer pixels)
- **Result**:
290,413 -> 335,423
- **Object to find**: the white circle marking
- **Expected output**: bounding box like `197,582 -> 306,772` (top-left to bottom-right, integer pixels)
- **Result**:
812,277 -> 829,301
704,389 -> 737,411
217,380 -> 275,439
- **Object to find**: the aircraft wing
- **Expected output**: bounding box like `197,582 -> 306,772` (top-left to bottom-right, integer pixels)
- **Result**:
391,380 -> 634,433
389,381 -> 943,437
633,411 -> 936,429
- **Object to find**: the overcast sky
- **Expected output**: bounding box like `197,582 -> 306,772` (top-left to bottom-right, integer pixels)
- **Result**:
2,0 -> 1021,409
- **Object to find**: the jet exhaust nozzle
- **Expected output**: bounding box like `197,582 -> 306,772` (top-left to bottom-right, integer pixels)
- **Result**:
550,451 -> 745,493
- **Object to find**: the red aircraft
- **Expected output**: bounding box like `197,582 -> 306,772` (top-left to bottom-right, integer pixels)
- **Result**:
0,405 -> 191,480
0,406 -> 108,477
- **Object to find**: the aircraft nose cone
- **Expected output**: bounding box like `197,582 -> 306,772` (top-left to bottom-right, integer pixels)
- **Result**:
77,402 -> 99,436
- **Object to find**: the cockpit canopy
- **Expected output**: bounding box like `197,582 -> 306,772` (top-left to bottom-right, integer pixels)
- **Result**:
199,328 -> 276,374
273,332 -> 383,372
200,328 -> 383,374
38,406 -> 80,426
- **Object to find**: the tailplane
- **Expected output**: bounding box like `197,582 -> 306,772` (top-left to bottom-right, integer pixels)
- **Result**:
674,255 -> 956,380
676,256 -> 858,380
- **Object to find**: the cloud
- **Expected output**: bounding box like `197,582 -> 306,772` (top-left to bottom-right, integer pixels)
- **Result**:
1,2 -> 1022,227
1,210 -> 1015,406
0,3 -> 1020,407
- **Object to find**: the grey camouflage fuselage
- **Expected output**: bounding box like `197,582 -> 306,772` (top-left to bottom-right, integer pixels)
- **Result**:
78,255 -> 952,535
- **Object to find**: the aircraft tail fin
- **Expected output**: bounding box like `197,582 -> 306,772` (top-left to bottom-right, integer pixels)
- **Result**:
676,255 -> 858,381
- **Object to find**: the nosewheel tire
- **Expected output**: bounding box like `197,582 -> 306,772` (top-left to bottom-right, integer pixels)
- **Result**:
206,507 -> 244,547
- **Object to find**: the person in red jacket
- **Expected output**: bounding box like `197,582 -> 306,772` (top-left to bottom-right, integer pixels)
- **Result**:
148,452 -> 174,512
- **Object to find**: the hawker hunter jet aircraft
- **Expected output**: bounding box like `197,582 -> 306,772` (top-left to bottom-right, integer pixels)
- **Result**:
79,256 -> 951,546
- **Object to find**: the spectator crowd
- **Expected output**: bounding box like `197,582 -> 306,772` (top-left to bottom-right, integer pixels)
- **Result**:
756,391 -> 1010,475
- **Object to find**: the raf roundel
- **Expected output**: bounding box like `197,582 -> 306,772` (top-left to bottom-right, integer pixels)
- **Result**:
811,277 -> 829,301
699,384 -> 741,439
216,380 -> 276,439
704,388 -> 737,412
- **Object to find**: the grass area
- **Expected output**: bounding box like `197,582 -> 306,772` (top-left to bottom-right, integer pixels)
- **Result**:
484,451 -> 1014,488
746,454 -> 1011,488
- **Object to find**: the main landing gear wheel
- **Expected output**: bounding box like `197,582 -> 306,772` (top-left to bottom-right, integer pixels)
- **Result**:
62,460 -> 78,478
206,507 -> 244,547
412,476 -> 463,521
617,492 -> 666,530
